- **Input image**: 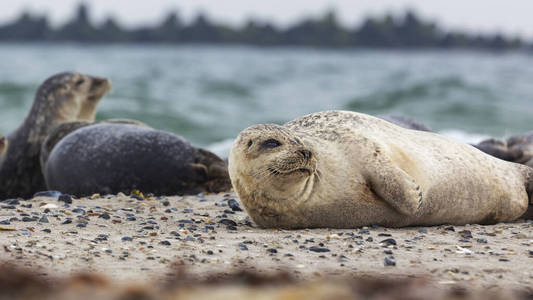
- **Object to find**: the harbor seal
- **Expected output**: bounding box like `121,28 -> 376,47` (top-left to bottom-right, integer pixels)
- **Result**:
44,123 -> 231,196
229,110 -> 533,228
0,72 -> 111,199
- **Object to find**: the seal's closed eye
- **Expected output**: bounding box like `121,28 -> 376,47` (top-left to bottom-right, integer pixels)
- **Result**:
247,140 -> 253,147
75,79 -> 85,87
261,139 -> 282,149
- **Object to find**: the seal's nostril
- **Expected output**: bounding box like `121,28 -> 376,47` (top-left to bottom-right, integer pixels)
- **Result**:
299,150 -> 312,159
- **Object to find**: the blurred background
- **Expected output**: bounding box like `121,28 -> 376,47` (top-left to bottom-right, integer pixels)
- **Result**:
0,0 -> 532,157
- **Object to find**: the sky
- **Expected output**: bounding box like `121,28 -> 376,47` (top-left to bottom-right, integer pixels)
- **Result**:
0,0 -> 532,38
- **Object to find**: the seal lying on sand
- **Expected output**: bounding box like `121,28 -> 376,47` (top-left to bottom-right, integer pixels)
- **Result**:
475,132 -> 533,168
0,72 -> 111,199
44,123 -> 231,196
379,115 -> 432,132
229,110 -> 533,229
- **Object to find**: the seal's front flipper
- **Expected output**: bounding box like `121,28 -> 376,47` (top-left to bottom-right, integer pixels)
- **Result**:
364,159 -> 423,216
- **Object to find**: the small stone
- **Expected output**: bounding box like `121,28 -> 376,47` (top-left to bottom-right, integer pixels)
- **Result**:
207,250 -> 214,255
309,246 -> 330,253
219,219 -> 237,226
61,219 -> 72,224
122,236 -> 133,242
227,199 -> 243,211
0,220 -> 10,225
22,217 -> 36,222
384,249 -> 393,255
77,223 -> 87,228
42,229 -> 51,233
160,240 -> 171,246
445,226 -> 455,232
267,248 -> 278,254
384,257 -> 396,266
476,238 -> 488,244
58,194 -> 73,204
162,201 -> 170,206
380,238 -> 397,246
378,233 -> 392,237
99,213 -> 111,220
38,216 -> 49,223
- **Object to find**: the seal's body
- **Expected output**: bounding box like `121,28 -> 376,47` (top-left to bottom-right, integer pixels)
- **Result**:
229,110 -> 533,228
44,123 -> 231,196
40,119 -> 149,170
0,72 -> 111,199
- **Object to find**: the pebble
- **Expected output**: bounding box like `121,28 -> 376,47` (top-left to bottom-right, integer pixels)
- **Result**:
219,219 -> 237,226
122,236 -> 133,242
309,246 -> 330,253
99,213 -> 111,220
227,199 -> 243,211
61,219 -> 72,225
38,216 -> 49,223
267,248 -> 278,254
380,238 -> 397,246
477,238 -> 488,244
22,217 -> 36,222
384,257 -> 396,266
160,240 -> 171,246
41,229 -> 51,233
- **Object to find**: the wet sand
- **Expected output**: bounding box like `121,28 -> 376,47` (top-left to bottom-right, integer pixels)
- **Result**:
1,192 -> 533,289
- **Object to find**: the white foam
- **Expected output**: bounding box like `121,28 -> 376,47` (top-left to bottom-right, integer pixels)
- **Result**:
438,129 -> 492,144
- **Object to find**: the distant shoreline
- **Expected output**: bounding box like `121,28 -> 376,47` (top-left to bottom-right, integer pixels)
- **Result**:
0,4 -> 529,50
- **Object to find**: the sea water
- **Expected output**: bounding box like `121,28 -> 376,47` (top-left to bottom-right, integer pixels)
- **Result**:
0,44 -> 532,157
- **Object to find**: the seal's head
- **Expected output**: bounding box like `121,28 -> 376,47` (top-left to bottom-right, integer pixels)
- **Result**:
229,124 -> 317,206
35,72 -> 112,123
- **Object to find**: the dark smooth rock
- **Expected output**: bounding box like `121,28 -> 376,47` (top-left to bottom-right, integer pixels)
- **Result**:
384,257 -> 396,266
219,219 -> 237,226
309,246 -> 330,253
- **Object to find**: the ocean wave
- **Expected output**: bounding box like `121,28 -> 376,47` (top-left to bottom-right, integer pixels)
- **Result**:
344,76 -> 494,112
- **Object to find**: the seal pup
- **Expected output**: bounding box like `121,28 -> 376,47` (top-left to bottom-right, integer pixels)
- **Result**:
379,115 -> 432,132
229,110 -> 533,229
0,72 -> 111,199
44,123 -> 231,196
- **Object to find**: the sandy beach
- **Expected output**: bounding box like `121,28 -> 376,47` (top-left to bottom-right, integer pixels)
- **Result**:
1,191 -> 533,292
